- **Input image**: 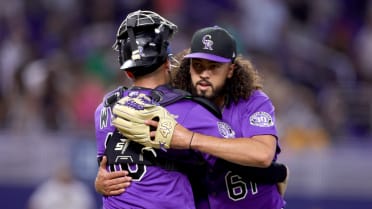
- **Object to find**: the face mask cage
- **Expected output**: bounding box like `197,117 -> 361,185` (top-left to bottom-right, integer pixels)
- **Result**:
112,10 -> 178,76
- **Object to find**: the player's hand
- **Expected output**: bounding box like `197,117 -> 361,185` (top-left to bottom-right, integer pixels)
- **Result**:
95,156 -> 132,196
145,119 -> 194,150
111,93 -> 177,150
276,165 -> 289,197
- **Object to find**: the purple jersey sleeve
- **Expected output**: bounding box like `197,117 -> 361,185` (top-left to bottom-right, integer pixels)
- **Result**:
223,90 -> 281,155
203,90 -> 285,209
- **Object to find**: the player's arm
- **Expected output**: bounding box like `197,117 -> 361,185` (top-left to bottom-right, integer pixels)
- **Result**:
194,133 -> 275,167
220,160 -> 287,184
221,160 -> 289,197
152,120 -> 275,167
95,156 -> 132,196
171,127 -> 288,185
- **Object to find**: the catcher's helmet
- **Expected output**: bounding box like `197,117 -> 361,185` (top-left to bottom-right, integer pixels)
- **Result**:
113,10 -> 178,77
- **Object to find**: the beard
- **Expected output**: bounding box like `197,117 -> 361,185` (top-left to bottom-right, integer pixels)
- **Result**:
191,80 -> 225,102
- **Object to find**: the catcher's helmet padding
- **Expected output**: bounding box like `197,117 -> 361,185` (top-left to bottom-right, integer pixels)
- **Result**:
113,10 -> 178,77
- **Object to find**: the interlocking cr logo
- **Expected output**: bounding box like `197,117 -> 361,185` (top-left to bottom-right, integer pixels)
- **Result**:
159,120 -> 172,137
202,34 -> 213,50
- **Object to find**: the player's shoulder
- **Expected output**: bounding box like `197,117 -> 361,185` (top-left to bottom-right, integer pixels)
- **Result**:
227,90 -> 273,114
155,85 -> 221,119
239,90 -> 271,105
102,86 -> 128,107
252,89 -> 270,98
95,86 -> 127,117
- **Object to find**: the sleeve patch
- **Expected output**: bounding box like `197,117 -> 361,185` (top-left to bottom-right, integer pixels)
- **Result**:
249,111 -> 274,127
217,122 -> 235,138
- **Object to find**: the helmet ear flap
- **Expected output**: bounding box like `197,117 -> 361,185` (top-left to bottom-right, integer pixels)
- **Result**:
117,39 -> 133,66
117,41 -> 124,66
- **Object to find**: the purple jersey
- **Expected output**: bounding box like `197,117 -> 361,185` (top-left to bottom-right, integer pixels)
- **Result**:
202,90 -> 285,209
95,85 -> 231,209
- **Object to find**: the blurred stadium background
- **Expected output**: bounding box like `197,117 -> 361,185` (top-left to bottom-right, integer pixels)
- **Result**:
0,0 -> 371,209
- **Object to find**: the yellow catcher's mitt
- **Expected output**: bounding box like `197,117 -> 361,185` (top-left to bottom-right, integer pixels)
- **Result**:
111,93 -> 177,150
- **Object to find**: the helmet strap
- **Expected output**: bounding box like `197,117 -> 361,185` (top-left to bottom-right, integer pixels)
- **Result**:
117,41 -> 123,65
126,17 -> 141,61
157,26 -> 170,60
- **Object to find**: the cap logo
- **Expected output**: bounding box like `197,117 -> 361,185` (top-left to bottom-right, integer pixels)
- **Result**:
202,34 -> 213,50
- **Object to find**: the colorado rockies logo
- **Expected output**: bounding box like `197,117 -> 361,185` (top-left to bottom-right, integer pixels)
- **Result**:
217,122 -> 235,138
202,34 -> 213,50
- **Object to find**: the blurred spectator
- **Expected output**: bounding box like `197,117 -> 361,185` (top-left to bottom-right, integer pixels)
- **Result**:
7,59 -> 48,132
27,163 -> 96,209
353,2 -> 372,82
0,92 -> 7,129
238,0 -> 289,55
6,53 -> 76,132
70,71 -> 106,132
0,12 -> 31,97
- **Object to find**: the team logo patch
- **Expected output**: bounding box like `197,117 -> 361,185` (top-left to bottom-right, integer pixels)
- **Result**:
217,122 -> 235,138
249,112 -> 274,127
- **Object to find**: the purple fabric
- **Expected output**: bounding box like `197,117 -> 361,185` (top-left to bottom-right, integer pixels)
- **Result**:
184,52 -> 231,63
222,90 -> 281,156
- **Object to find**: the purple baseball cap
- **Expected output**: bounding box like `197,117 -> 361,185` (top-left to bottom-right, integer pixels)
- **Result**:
184,26 -> 237,63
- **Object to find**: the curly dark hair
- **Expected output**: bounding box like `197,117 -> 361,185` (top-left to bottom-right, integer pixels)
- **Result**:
171,49 -> 263,107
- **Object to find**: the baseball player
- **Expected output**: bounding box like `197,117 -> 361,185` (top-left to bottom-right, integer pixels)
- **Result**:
94,10 -> 236,209
167,26 -> 286,208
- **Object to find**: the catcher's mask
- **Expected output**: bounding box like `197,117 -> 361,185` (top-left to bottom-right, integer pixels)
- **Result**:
113,10 -> 178,77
